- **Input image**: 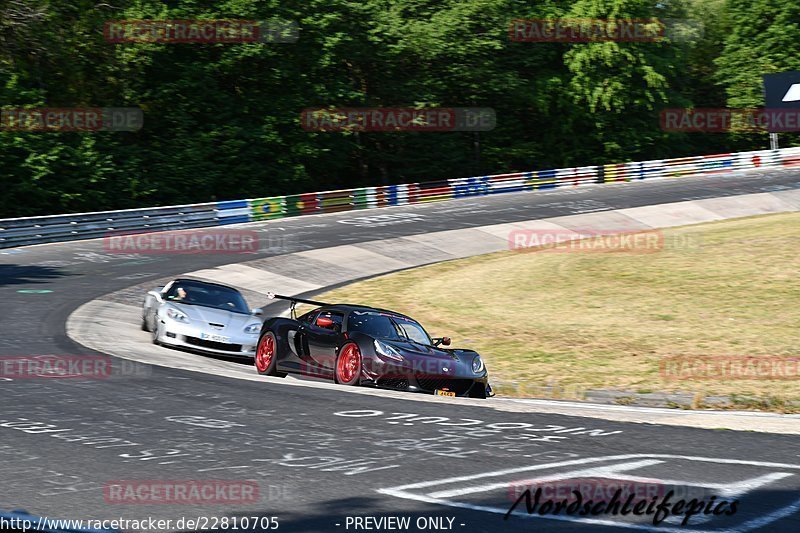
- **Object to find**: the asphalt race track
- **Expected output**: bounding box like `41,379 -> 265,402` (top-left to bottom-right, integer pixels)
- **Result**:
2,169 -> 800,532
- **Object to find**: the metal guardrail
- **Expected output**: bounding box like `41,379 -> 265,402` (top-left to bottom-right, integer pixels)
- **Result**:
2,147 -> 799,249
0,203 -> 217,248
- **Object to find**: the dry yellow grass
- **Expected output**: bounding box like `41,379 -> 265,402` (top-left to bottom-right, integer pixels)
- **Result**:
318,213 -> 800,410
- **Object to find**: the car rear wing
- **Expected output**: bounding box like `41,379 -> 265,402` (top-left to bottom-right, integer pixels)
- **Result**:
267,292 -> 329,319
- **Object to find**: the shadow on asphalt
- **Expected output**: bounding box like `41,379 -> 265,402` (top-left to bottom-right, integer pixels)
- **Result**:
0,264 -> 69,286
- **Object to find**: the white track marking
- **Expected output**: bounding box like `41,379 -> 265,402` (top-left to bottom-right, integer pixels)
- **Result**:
427,459 -> 664,499
379,454 -> 800,532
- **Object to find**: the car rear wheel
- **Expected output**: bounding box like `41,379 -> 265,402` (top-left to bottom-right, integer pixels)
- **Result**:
255,331 -> 286,377
335,342 -> 362,386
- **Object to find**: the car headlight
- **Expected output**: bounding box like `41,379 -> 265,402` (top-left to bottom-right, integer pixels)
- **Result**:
244,323 -> 261,334
472,355 -> 485,373
165,308 -> 188,323
374,339 -> 403,361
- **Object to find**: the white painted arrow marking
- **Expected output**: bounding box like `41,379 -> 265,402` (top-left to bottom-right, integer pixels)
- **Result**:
782,83 -> 800,102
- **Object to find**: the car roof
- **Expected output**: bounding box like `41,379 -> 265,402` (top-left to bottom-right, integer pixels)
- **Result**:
317,304 -> 416,321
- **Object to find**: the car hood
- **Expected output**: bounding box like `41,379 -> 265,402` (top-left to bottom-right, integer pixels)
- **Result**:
165,303 -> 256,330
377,338 -> 485,378
381,339 -> 469,360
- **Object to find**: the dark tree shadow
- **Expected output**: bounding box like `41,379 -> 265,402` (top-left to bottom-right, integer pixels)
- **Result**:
0,264 -> 68,287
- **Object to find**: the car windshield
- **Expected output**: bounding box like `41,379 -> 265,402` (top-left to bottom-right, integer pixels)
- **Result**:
164,281 -> 250,314
348,311 -> 432,345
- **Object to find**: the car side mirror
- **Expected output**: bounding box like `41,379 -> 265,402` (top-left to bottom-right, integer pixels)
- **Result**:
433,337 -> 451,347
251,308 -> 263,316
316,316 -> 334,329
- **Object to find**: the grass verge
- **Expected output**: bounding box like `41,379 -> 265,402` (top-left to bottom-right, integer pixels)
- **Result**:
317,213 -> 800,412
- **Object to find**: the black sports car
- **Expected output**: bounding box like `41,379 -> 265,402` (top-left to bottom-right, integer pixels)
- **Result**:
254,294 -> 492,398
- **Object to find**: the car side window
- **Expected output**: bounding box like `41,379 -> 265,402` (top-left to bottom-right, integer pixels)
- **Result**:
315,310 -> 344,332
300,311 -> 318,324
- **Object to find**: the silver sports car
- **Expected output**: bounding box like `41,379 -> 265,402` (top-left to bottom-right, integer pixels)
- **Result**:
141,278 -> 263,358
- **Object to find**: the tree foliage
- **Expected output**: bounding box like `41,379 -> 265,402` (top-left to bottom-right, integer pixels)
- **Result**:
0,0 -> 794,217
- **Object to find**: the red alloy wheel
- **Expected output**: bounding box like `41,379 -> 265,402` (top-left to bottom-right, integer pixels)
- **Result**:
255,333 -> 275,373
336,343 -> 361,385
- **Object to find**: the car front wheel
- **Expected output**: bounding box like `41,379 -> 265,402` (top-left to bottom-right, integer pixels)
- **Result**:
151,319 -> 161,345
255,331 -> 286,377
335,342 -> 362,386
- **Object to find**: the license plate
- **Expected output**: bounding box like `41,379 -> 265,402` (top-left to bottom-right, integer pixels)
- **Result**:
200,332 -> 231,343
435,389 -> 456,397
